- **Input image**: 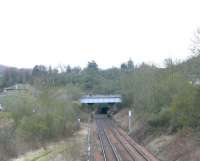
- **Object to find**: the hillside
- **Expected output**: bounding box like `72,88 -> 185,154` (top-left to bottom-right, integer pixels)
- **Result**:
113,55 -> 200,161
114,108 -> 200,161
0,65 -> 32,88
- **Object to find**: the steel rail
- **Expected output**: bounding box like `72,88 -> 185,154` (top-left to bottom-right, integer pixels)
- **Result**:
103,129 -> 122,161
115,128 -> 150,161
97,130 -> 107,161
104,119 -> 138,161
96,119 -> 121,161
96,115 -> 159,161
109,126 -> 137,161
96,119 -> 107,161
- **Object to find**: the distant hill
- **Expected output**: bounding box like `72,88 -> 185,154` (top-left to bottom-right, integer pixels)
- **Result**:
0,65 -> 7,76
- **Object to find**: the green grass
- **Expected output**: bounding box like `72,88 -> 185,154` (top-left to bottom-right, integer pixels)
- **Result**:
23,150 -> 52,161
0,112 -> 12,120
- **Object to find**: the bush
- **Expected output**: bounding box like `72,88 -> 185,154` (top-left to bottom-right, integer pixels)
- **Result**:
0,120 -> 16,161
1,95 -> 36,124
148,107 -> 172,128
0,85 -> 84,160
170,85 -> 196,129
15,86 -> 82,140
17,114 -> 49,142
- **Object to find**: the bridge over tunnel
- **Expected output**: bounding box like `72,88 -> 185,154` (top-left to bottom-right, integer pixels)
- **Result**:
80,95 -> 122,114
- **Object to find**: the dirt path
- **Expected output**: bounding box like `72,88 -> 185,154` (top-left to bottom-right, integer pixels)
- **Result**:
9,125 -> 87,161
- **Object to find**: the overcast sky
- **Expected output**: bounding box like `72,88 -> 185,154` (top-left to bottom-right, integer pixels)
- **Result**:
0,0 -> 200,69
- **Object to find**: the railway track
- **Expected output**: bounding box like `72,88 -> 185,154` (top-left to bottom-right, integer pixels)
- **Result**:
96,119 -> 121,161
116,128 -> 160,161
94,114 -> 159,161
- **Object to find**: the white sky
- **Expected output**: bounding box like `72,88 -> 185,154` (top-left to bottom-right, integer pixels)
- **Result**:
0,0 -> 200,69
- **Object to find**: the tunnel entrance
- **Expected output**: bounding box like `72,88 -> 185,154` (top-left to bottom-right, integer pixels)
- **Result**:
96,107 -> 109,114
80,95 -> 122,115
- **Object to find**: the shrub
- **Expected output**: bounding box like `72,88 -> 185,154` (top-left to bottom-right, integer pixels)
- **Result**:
17,114 -> 49,143
148,107 -> 172,128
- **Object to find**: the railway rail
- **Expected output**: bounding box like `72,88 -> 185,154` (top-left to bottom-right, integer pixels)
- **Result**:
94,114 -> 159,161
96,119 -> 121,161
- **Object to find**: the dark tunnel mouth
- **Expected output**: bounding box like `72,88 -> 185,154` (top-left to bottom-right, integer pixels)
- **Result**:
96,107 -> 109,114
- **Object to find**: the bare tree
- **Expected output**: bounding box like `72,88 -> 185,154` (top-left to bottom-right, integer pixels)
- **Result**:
191,28 -> 200,55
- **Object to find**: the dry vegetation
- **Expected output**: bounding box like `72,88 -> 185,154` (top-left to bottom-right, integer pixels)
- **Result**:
114,108 -> 200,161
9,124 -> 87,161
0,85 -> 86,161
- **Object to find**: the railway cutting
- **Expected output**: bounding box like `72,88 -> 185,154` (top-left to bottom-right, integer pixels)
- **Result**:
89,114 -> 160,161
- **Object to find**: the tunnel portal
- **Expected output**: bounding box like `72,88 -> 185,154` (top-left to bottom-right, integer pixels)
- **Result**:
80,95 -> 122,114
96,106 -> 109,114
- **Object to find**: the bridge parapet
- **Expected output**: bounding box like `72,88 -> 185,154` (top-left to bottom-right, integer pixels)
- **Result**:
80,95 -> 122,104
